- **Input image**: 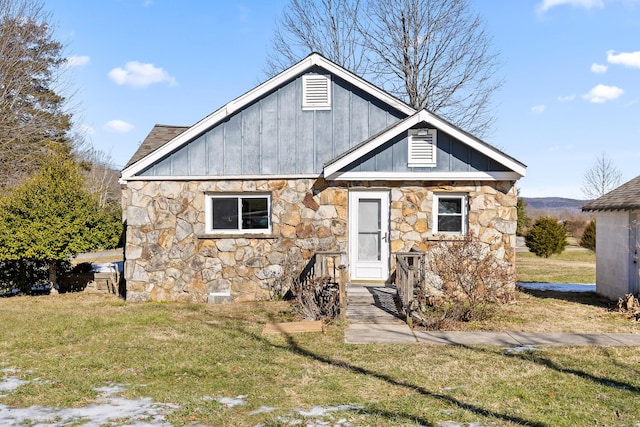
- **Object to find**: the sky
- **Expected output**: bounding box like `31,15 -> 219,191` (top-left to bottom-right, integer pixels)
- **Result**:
46,0 -> 640,200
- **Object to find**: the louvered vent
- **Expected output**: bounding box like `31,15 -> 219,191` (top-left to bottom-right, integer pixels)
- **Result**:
302,75 -> 331,110
408,129 -> 437,167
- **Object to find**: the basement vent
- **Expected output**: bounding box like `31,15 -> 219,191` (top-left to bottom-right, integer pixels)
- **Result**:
408,129 -> 437,167
302,74 -> 331,110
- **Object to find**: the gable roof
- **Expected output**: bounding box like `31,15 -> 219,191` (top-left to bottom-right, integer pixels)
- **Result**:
125,125 -> 189,169
582,175 -> 640,211
323,109 -> 526,180
121,53 -> 415,180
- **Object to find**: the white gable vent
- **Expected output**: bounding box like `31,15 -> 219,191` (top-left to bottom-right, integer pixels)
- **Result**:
408,129 -> 437,167
302,74 -> 331,110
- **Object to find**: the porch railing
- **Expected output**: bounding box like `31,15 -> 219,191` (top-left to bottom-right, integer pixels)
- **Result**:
395,251 -> 425,327
299,251 -> 348,321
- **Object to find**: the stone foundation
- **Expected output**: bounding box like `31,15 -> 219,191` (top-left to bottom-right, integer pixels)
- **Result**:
123,178 -> 517,302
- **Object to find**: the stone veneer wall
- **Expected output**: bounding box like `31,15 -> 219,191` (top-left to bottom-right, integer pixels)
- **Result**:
389,181 -> 517,260
123,178 -> 517,302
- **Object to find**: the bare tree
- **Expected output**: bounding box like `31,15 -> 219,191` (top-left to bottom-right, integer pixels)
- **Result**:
581,152 -> 623,200
74,141 -> 122,209
265,0 -> 369,76
0,0 -> 71,189
267,0 -> 502,137
365,0 -> 501,136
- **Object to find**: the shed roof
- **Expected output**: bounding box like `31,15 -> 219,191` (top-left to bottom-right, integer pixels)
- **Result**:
125,124 -> 189,168
582,175 -> 640,211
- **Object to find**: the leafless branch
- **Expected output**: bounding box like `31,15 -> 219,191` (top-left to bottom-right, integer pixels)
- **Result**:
267,0 -> 502,137
581,152 -> 623,200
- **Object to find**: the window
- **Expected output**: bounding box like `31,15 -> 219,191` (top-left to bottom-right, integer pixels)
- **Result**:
302,74 -> 331,110
434,194 -> 467,234
408,129 -> 437,167
205,194 -> 271,234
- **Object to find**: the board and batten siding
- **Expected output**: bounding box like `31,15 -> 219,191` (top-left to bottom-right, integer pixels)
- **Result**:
345,131 -> 511,174
139,70 -> 406,177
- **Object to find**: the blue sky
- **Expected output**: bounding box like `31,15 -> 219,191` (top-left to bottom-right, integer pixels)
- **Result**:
48,0 -> 640,199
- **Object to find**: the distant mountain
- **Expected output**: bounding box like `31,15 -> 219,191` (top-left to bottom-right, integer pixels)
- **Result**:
522,197 -> 591,212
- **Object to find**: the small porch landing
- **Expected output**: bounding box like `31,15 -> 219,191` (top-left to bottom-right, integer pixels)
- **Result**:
345,283 -> 405,324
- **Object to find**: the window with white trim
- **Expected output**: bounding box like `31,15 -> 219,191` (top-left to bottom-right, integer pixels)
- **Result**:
433,194 -> 467,234
205,194 -> 271,234
302,74 -> 331,110
408,129 -> 437,167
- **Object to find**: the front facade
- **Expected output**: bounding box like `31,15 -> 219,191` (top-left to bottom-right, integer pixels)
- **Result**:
120,54 -> 526,303
583,176 -> 640,300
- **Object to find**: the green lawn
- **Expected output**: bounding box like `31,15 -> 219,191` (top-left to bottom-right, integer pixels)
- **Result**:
1,292 -> 639,426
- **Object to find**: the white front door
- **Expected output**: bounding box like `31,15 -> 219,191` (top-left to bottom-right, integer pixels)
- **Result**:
349,191 -> 390,281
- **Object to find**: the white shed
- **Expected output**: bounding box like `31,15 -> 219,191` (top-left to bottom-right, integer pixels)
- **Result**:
582,175 -> 640,300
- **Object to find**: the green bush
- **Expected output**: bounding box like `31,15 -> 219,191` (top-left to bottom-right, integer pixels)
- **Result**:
525,217 -> 568,258
580,219 -> 596,251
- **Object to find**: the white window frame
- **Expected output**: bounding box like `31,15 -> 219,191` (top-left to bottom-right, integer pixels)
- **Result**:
408,129 -> 437,167
433,193 -> 467,235
302,74 -> 331,110
205,193 -> 271,234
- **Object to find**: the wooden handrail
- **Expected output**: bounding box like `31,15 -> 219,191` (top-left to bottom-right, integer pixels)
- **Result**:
301,251 -> 348,321
395,251 -> 425,327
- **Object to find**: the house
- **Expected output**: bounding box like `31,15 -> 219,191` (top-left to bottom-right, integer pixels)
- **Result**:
582,175 -> 640,300
120,53 -> 526,303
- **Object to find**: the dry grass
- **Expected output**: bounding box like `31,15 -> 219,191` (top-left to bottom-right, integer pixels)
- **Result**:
516,249 -> 596,284
425,287 -> 639,333
1,292 -> 640,426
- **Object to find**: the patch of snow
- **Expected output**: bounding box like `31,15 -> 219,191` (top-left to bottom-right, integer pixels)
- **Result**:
248,406 -> 276,415
0,377 -> 27,395
0,374 -> 469,427
93,383 -> 128,397
0,378 -> 176,426
216,395 -> 247,408
503,345 -> 538,353
518,282 -> 595,293
298,404 -> 362,418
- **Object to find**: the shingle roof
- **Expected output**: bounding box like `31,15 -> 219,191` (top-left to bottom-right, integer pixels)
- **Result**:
582,175 -> 640,211
124,124 -> 189,169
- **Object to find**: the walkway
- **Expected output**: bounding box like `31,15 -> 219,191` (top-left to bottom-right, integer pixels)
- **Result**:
343,284 -> 640,346
345,283 -> 405,325
345,325 -> 640,346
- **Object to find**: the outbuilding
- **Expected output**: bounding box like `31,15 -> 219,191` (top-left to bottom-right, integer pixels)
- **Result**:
582,175 -> 640,299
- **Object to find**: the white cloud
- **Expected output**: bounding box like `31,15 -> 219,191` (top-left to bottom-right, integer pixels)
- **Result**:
582,84 -> 624,103
104,120 -> 134,133
538,0 -> 604,13
557,94 -> 576,102
607,50 -> 640,68
590,63 -> 608,73
108,61 -> 177,88
531,105 -> 546,113
66,55 -> 90,68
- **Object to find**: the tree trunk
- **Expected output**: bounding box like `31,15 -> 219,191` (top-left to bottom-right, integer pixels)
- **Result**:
48,260 -> 58,294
